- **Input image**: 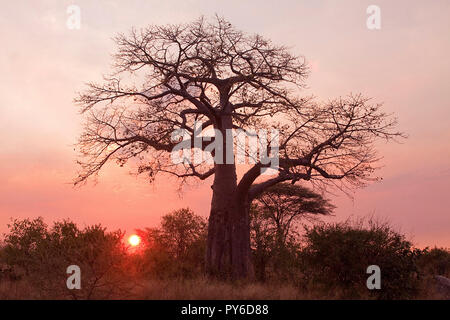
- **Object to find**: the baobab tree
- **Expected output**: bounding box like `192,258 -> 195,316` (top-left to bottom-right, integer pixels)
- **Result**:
74,17 -> 404,278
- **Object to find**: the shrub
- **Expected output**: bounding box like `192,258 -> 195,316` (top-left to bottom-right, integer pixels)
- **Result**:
299,218 -> 420,299
416,247 -> 450,278
137,208 -> 207,278
2,218 -> 133,299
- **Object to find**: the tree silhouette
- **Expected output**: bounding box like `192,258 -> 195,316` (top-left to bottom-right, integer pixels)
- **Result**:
251,183 -> 334,281
74,17 -> 404,278
254,183 -> 334,246
2,218 -> 130,299
136,208 -> 207,277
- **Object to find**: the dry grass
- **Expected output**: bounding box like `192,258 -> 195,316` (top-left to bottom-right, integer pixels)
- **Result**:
0,277 -> 306,300
0,279 -> 38,300
128,277 -> 308,300
0,276 -> 447,300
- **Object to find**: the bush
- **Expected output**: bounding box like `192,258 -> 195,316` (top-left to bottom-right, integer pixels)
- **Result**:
416,247 -> 450,278
137,208 -> 207,278
2,218 -> 133,299
299,219 -> 420,299
2,213 -> 446,299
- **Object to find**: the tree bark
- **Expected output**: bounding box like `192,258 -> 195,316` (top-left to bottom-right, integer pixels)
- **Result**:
205,113 -> 252,279
205,163 -> 235,277
205,165 -> 252,279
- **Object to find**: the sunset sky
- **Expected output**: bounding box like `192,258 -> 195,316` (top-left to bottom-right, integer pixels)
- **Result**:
1,0 -> 449,247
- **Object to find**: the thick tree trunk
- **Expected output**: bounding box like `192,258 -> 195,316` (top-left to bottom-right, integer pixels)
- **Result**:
205,113 -> 252,279
205,163 -> 252,279
205,163 -> 235,277
230,197 -> 252,278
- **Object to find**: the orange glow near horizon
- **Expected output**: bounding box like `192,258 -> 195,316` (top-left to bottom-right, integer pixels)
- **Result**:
1,1 -> 450,249
128,234 -> 141,247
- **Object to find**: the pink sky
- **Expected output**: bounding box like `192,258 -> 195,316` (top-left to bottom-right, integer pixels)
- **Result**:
1,1 -> 449,247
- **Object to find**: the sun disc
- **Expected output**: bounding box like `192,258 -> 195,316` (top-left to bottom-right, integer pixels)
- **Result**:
128,234 -> 141,247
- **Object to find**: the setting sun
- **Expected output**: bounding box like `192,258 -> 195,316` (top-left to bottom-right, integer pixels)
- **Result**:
128,234 -> 141,247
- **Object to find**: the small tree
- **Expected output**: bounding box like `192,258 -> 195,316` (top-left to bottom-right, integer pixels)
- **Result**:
3,217 -> 48,276
254,183 -> 334,247
250,183 -> 334,281
137,208 -> 207,277
160,208 -> 207,260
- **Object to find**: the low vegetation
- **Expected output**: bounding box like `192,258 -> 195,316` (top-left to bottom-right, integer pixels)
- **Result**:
1,187 -> 449,299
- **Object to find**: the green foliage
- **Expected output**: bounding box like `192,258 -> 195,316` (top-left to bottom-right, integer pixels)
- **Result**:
250,183 -> 333,282
137,208 -> 207,278
416,247 -> 450,278
1,212 -> 448,299
299,219 -> 420,299
2,218 -> 131,299
3,217 -> 48,272
250,204 -> 301,281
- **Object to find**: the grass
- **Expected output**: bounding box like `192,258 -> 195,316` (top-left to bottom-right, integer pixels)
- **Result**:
0,276 -> 447,300
0,276 -> 309,300
136,277 -> 306,300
